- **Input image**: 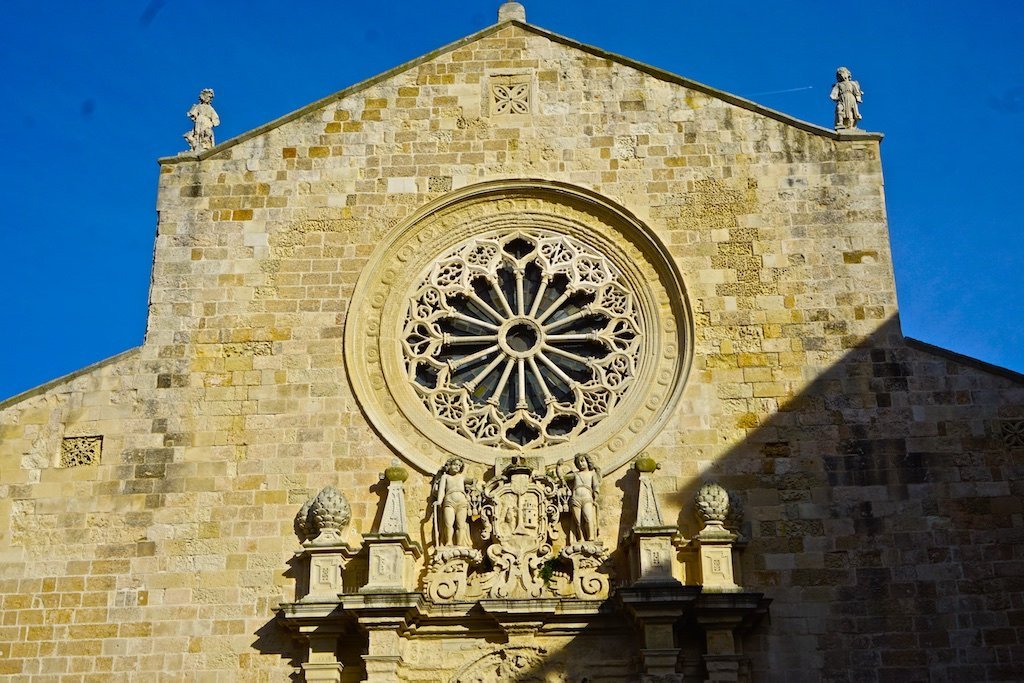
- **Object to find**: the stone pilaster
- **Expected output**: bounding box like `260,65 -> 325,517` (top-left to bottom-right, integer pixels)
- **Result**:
300,632 -> 343,683
362,626 -> 404,681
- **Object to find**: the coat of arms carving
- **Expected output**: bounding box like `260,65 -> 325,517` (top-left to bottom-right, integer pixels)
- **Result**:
425,457 -> 610,602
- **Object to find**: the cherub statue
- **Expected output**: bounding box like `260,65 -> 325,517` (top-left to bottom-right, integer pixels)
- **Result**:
557,454 -> 601,542
830,67 -> 863,131
432,457 -> 473,547
184,88 -> 220,152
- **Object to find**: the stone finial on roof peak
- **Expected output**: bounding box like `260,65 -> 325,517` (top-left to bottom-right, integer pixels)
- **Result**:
498,1 -> 526,22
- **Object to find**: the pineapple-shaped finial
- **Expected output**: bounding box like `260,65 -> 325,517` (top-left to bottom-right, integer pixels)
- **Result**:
695,481 -> 730,529
305,486 -> 352,546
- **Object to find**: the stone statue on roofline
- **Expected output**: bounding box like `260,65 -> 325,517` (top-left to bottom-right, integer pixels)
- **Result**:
830,67 -> 863,131
184,88 -> 220,152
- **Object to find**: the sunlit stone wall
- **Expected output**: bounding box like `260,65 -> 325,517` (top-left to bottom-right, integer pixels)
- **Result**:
1,20 -> 1022,681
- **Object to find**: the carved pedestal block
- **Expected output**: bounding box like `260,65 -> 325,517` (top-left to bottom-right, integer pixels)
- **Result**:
300,543 -> 360,601
695,528 -> 739,592
362,534 -> 421,593
627,527 -> 680,586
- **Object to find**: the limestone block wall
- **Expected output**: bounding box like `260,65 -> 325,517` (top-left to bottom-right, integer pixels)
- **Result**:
1,20 -> 1022,681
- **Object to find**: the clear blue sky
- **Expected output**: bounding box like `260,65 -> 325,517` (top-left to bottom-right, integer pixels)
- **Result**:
1,1 -> 1021,400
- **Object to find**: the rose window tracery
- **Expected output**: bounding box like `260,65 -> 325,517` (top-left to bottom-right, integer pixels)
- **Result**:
402,231 -> 643,449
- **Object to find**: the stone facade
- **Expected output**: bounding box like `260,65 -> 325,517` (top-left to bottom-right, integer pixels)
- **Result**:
1,11 -> 1023,682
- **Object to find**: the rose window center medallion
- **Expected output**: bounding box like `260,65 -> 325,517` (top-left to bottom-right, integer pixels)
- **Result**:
402,231 -> 642,449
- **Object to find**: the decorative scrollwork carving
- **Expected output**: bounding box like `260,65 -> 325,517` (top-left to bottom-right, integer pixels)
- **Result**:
402,230 -> 643,450
426,547 -> 483,602
561,542 -> 611,598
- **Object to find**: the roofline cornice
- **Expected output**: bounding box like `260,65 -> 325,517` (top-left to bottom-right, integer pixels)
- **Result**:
905,337 -> 1024,386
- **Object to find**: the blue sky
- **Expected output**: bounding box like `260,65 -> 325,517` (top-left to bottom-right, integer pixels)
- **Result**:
0,0 -> 1021,400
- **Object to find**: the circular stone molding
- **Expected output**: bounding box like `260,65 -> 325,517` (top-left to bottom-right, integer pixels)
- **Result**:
346,181 -> 692,473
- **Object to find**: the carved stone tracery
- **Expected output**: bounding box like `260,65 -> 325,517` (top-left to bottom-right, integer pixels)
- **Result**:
403,230 -> 642,450
345,182 -> 693,472
490,75 -> 531,115
60,436 -> 102,468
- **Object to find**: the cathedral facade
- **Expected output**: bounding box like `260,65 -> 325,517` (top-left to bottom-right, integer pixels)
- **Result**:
2,4 -> 1022,681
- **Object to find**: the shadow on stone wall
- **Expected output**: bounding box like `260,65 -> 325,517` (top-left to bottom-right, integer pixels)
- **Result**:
256,315 -> 1024,681
480,315 -> 1021,681
659,316 -> 1023,681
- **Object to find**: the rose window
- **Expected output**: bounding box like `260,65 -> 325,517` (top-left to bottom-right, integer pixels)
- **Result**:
401,230 -> 642,449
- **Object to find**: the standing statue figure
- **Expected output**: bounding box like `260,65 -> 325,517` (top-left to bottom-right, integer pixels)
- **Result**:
432,458 -> 473,547
184,88 -> 220,152
830,67 -> 863,131
557,454 -> 601,542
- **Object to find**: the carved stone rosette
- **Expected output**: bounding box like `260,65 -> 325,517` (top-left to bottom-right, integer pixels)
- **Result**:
402,230 -> 642,451
344,182 -> 694,473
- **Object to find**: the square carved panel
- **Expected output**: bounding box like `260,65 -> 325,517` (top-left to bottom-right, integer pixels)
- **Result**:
1002,420 -> 1024,449
61,436 -> 102,467
490,74 -> 531,115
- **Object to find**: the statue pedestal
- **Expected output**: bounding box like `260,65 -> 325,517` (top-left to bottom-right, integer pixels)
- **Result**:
361,534 -> 421,593
297,542 -> 361,601
694,525 -> 739,591
625,526 -> 680,586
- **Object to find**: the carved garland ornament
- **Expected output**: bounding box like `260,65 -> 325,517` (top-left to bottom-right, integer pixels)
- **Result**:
346,182 -> 692,471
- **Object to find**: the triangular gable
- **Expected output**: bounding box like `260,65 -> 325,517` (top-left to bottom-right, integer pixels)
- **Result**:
160,18 -> 881,165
